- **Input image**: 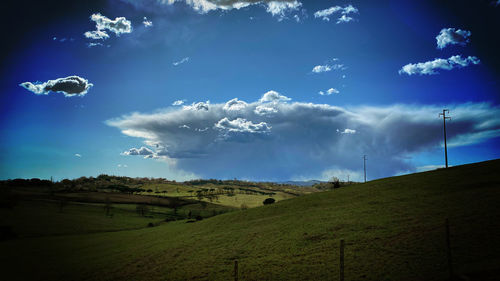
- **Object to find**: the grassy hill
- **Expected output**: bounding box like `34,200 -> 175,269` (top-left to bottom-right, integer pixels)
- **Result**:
1,159 -> 499,280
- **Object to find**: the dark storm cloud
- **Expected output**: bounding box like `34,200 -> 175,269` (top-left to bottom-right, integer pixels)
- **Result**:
19,76 -> 93,97
107,92 -> 500,180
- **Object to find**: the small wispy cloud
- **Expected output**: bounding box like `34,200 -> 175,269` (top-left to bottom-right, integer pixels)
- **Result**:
336,128 -> 356,134
436,28 -> 471,49
312,58 -> 345,73
314,4 -> 358,24
143,17 -> 153,27
172,100 -> 186,106
75,154 -> 82,157
117,164 -> 128,168
399,55 -> 480,75
87,42 -> 104,48
173,57 -> 190,66
319,88 -> 340,96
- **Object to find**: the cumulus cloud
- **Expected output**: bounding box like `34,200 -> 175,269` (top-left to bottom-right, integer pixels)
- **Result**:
107,91 -> 500,181
224,98 -> 248,111
399,55 -> 480,75
254,105 -> 278,116
215,117 -> 271,134
121,146 -> 167,159
259,90 -> 291,103
314,4 -> 358,23
173,57 -> 190,66
143,17 -> 153,27
319,88 -> 340,96
183,101 -> 210,111
84,13 -> 132,40
436,28 -> 471,49
158,0 -> 301,20
19,76 -> 93,97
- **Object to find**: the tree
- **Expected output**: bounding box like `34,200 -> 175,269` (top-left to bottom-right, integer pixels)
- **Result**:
330,177 -> 341,189
263,198 -> 276,205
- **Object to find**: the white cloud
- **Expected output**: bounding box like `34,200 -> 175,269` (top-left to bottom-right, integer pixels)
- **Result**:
223,98 -> 248,111
161,0 -> 302,20
336,14 -> 354,24
19,76 -> 93,97
314,4 -> 358,23
337,128 -> 356,134
75,154 -> 82,157
84,30 -> 110,40
84,13 -> 132,41
265,1 -> 302,20
436,28 -> 471,49
319,88 -> 340,96
312,65 -> 331,73
87,42 -> 104,48
117,164 -> 128,168
259,90 -> 291,103
215,117 -> 271,134
143,17 -> 153,27
173,57 -> 190,66
122,146 -> 155,156
399,55 -> 480,75
183,101 -> 210,111
172,100 -> 186,106
312,59 -> 345,73
107,93 -> 500,180
255,105 -> 278,116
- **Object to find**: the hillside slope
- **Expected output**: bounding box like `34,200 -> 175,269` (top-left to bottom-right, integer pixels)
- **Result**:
1,160 -> 500,281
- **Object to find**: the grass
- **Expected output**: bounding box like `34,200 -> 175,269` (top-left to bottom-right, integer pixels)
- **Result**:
199,193 -> 294,208
1,159 -> 499,280
0,200 -> 165,238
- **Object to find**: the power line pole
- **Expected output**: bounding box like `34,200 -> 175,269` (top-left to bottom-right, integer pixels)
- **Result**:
439,109 -> 451,168
363,155 -> 367,183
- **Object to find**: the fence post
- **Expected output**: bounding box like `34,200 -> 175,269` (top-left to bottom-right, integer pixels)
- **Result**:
340,239 -> 345,281
445,218 -> 453,279
234,260 -> 238,281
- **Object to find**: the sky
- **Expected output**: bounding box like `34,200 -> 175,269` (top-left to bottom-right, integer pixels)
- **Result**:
1,0 -> 500,182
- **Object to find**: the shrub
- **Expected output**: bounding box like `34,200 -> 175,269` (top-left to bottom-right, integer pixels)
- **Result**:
263,198 -> 276,205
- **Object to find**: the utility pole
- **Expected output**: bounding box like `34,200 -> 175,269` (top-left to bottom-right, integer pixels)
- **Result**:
363,155 -> 367,183
439,109 -> 451,168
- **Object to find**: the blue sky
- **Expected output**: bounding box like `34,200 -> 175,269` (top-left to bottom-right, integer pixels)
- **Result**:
1,0 -> 499,181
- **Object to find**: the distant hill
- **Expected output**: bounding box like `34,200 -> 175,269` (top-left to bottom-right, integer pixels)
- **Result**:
277,180 -> 325,186
2,159 -> 500,280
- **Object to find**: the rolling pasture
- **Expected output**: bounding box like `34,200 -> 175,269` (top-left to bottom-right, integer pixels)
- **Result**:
1,160 -> 499,280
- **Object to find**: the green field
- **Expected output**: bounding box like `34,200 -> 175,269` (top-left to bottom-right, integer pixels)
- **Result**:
1,159 -> 499,280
